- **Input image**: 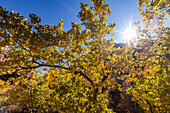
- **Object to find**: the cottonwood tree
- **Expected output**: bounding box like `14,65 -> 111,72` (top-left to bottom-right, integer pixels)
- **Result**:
0,0 -> 115,112
123,0 -> 169,112
0,0 -> 169,112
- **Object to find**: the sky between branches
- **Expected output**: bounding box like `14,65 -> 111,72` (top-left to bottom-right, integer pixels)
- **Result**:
1,0 -> 169,43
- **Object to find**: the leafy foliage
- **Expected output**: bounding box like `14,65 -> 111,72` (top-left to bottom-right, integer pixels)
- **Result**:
0,0 -> 169,112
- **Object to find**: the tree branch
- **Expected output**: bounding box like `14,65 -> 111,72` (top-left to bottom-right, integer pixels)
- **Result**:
20,64 -> 71,70
93,88 -> 98,103
101,74 -> 108,83
11,37 -> 34,57
74,71 -> 94,85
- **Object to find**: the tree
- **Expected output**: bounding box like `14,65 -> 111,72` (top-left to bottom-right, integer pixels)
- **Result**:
125,0 -> 170,112
0,0 -> 115,112
0,0 -> 169,112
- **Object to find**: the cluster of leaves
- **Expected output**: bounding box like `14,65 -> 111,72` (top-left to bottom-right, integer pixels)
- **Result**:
0,0 -> 115,112
124,0 -> 170,112
0,0 -> 169,112
0,71 -> 88,112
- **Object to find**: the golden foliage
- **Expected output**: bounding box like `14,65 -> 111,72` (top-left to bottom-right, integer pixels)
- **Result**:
0,0 -> 169,112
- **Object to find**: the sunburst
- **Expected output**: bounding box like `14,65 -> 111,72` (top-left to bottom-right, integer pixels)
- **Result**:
122,23 -> 137,42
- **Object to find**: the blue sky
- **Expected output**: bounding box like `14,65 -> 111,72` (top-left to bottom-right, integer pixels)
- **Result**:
1,0 -> 143,43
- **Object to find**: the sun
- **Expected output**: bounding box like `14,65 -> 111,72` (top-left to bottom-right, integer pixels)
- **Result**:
111,21 -> 138,43
122,22 -> 137,42
123,28 -> 136,40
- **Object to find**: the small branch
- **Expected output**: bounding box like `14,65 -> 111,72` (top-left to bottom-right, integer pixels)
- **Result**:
11,37 -> 34,57
74,71 -> 94,85
142,54 -> 162,62
29,60 -> 41,65
101,74 -> 109,83
127,54 -> 164,68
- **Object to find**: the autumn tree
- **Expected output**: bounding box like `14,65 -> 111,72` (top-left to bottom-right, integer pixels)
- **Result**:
123,0 -> 170,112
0,0 -> 169,112
0,0 -> 116,112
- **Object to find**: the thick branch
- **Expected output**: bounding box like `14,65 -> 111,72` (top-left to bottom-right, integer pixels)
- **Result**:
20,64 -> 71,70
93,88 -> 99,103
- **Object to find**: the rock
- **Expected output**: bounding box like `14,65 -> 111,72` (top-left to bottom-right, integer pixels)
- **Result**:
0,106 -> 8,113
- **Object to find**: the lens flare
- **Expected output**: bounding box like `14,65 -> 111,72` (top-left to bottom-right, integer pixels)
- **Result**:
123,27 -> 136,41
122,24 -> 137,42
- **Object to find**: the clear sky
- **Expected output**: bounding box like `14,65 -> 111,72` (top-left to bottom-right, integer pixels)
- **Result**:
1,0 -> 144,43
